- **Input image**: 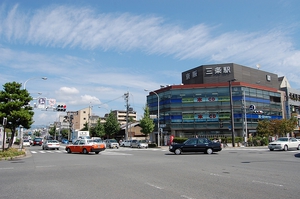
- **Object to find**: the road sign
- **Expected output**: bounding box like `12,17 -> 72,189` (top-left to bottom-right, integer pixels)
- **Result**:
160,124 -> 166,128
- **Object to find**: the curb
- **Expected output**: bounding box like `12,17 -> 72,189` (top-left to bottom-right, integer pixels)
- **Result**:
0,146 -> 30,161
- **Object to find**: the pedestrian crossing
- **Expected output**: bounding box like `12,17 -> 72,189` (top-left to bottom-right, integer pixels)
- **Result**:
29,147 -> 168,155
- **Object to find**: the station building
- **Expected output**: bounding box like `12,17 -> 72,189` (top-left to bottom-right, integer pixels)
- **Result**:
145,63 -> 300,141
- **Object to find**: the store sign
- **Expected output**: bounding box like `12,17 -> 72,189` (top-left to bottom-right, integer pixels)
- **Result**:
205,66 -> 231,76
185,70 -> 198,80
182,96 -> 230,103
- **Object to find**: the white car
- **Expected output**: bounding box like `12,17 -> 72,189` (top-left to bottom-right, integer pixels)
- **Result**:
105,139 -> 119,149
131,140 -> 148,148
23,139 -> 31,147
121,140 -> 132,147
268,137 -> 300,151
42,140 -> 60,150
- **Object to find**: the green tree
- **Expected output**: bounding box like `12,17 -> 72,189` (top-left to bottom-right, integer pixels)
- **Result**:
139,105 -> 154,139
282,117 -> 297,137
33,130 -> 41,137
257,118 -> 298,138
48,125 -> 56,137
0,82 -> 34,147
60,129 -> 69,138
80,122 -> 89,131
94,120 -> 106,138
104,112 -> 120,138
256,119 -> 272,137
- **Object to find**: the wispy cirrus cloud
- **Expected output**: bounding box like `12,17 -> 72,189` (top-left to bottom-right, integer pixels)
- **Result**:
1,3 -> 300,88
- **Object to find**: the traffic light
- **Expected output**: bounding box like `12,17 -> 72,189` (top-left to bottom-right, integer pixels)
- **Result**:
56,104 -> 66,112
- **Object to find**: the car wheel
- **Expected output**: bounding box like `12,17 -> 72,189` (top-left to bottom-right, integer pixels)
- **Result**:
42,146 -> 44,150
297,144 -> 300,150
206,148 -> 213,154
57,148 -> 59,150
131,145 -> 133,148
83,148 -> 88,154
283,145 -> 288,151
67,148 -> 71,153
269,149 -> 274,151
95,152 -> 100,154
175,148 -> 182,155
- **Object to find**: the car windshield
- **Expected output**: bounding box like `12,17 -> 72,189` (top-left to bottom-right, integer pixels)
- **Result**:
24,140 -> 29,142
92,139 -> 103,143
277,138 -> 288,142
35,138 -> 42,141
87,139 -> 101,144
110,139 -> 117,143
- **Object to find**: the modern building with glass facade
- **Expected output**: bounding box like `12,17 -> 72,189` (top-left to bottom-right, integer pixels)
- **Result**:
146,63 -> 288,142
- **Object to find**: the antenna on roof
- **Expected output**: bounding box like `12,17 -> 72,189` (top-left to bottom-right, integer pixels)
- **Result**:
256,64 -> 260,70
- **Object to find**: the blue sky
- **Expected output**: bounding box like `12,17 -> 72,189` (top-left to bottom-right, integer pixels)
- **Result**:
1,0 -> 300,126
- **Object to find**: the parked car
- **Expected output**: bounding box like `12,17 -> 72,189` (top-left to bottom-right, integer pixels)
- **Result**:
130,139 -> 138,147
32,138 -> 43,146
268,137 -> 300,151
61,138 -> 69,144
65,139 -> 106,154
121,140 -> 132,147
23,139 -> 30,147
131,140 -> 148,148
42,140 -> 60,150
169,137 -> 222,155
105,139 -> 119,149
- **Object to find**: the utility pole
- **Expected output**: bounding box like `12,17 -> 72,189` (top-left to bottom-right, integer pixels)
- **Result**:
124,92 -> 129,140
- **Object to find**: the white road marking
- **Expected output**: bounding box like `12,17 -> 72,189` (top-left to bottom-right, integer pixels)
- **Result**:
252,180 -> 283,187
181,195 -> 195,199
146,182 -> 163,190
0,167 -> 14,170
101,151 -> 132,155
210,173 -> 222,177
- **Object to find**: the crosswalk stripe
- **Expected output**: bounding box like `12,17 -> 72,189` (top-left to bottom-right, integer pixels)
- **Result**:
29,148 -> 166,155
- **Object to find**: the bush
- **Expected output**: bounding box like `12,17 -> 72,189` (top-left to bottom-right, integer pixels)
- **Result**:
260,137 -> 269,146
173,137 -> 188,143
0,148 -> 25,160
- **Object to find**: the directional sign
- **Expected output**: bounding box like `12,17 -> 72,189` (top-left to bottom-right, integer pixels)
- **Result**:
249,104 -> 256,111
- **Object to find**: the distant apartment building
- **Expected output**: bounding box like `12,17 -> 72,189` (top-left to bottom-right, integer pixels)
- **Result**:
72,107 -> 91,130
111,110 -> 137,125
69,108 -> 137,131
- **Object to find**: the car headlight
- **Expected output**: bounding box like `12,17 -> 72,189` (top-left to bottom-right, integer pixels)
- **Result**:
169,146 -> 173,149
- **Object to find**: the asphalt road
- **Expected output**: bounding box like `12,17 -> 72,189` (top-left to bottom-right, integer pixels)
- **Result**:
1,145 -> 300,199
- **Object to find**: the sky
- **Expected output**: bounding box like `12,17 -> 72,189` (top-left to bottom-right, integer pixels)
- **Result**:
1,0 -> 300,127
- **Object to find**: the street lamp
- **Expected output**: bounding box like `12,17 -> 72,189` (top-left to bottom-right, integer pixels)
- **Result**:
98,106 -> 109,112
23,77 -> 47,89
144,89 -> 160,147
228,79 -> 236,147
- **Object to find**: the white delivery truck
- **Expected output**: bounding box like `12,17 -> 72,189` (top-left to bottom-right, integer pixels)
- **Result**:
72,131 -> 90,143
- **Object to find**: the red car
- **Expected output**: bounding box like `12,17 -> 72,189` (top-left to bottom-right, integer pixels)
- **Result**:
32,138 -> 43,146
65,139 -> 106,154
